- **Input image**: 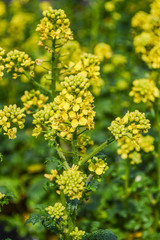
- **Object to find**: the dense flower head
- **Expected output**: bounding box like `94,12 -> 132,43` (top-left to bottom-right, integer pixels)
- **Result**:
21,89 -> 48,113
62,53 -> 103,95
88,157 -> 109,175
70,227 -> 85,240
132,1 -> 160,68
129,78 -> 159,104
32,102 -> 56,137
108,110 -> 151,142
36,7 -> 73,50
5,49 -> 35,79
0,104 -> 26,139
77,134 -> 94,154
117,135 -> 154,164
94,42 -> 112,61
56,165 -> 86,200
45,202 -> 67,220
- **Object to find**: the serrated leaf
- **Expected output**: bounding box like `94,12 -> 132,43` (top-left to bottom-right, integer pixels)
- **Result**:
83,229 -> 118,240
25,213 -> 43,225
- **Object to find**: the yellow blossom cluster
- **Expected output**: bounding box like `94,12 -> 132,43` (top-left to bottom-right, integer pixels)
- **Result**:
49,74 -> 95,141
32,102 -> 56,137
5,49 -> 35,79
117,135 -> 154,164
0,47 -> 5,80
77,134 -> 94,154
21,89 -> 48,113
132,0 -> 160,68
56,165 -> 86,200
0,104 -> 26,139
108,110 -> 151,143
45,202 -> 67,220
33,74 -> 95,141
36,7 -> 73,49
94,42 -> 112,61
0,192 -> 5,200
129,78 -> 159,104
63,53 -> 103,95
88,157 -> 109,175
70,227 -> 85,240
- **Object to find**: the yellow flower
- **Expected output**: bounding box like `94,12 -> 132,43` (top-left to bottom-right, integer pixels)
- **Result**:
70,227 -> 85,240
45,202 -> 67,220
88,157 -> 109,175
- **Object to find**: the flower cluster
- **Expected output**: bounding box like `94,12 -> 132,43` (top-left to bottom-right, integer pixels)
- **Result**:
117,135 -> 154,164
70,227 -> 85,240
21,89 -> 48,113
44,169 -> 58,181
108,110 -> 151,143
56,165 -> 86,200
132,0 -> 160,68
129,78 -> 159,104
88,157 -> 109,175
49,74 -> 95,141
94,42 -> 112,61
77,134 -> 94,154
62,53 -> 103,95
5,49 -> 34,79
32,102 -> 56,137
45,202 -> 67,220
0,104 -> 26,139
36,7 -> 73,50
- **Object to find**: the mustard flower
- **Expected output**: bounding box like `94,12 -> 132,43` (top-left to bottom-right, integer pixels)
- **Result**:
45,202 -> 67,220
94,42 -> 112,61
21,89 -> 48,113
5,49 -> 35,79
70,227 -> 85,240
88,157 -> 109,175
129,78 -> 159,104
36,7 -> 73,50
0,104 -> 26,139
56,165 -> 86,200
108,110 -> 151,142
0,192 -> 5,200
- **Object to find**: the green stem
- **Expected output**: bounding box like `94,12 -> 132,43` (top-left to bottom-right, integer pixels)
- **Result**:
24,71 -> 52,95
72,130 -> 79,164
55,143 -> 70,169
51,39 -> 56,98
79,137 -> 114,166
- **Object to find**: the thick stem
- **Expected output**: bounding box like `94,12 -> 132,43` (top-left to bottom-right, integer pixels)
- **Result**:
79,137 -> 114,166
72,130 -> 79,164
51,39 -> 56,98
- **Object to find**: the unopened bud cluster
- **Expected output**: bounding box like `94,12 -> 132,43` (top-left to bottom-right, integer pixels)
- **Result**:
108,110 -> 151,142
88,157 -> 109,175
70,227 -> 85,240
32,102 -> 56,137
36,7 -> 73,49
21,89 -> 48,113
0,104 -> 26,139
129,78 -> 159,104
56,165 -> 86,200
45,202 -> 67,220
94,42 -> 112,61
5,49 -> 34,79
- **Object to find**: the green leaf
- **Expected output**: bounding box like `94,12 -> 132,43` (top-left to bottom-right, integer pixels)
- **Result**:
83,229 -> 118,240
25,213 -> 43,225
